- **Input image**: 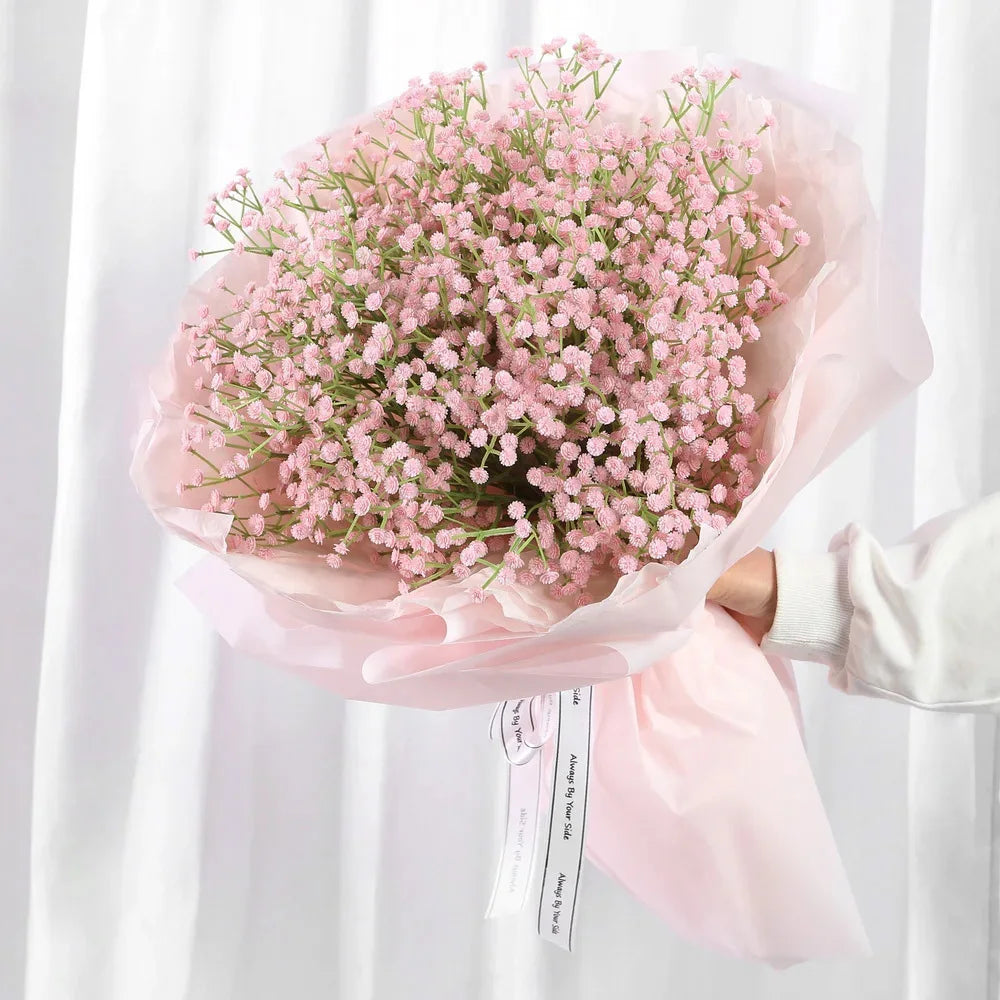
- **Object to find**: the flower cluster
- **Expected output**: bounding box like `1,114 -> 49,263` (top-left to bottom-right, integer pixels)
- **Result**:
179,35 -> 807,601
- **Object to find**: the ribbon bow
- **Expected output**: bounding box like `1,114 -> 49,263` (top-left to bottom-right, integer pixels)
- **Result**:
486,687 -> 593,951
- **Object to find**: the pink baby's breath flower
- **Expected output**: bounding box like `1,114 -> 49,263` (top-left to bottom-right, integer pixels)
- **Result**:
172,45 -> 804,593
617,555 -> 639,575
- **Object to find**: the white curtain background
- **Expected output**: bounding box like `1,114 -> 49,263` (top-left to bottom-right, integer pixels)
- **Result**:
3,1 -> 998,997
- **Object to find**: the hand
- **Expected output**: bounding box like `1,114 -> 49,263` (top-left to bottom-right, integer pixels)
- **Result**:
707,547 -> 778,644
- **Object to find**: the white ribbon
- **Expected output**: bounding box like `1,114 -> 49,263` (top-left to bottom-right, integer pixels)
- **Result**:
484,751 -> 541,918
535,687 -> 593,950
486,688 -> 593,951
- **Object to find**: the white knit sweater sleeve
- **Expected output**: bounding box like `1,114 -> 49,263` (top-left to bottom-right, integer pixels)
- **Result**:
760,494 -> 1000,710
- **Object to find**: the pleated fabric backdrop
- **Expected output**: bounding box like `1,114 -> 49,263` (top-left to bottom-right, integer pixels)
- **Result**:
2,1 -> 998,997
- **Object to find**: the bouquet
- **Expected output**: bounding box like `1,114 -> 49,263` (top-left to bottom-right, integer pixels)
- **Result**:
132,37 -> 932,962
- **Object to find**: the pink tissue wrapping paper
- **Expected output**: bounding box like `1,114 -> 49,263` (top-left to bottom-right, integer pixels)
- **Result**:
131,50 -> 932,962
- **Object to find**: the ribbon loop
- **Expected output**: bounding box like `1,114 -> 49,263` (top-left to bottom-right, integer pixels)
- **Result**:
490,694 -> 557,765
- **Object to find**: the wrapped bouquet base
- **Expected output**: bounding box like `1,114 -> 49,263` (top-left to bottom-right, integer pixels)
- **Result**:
588,605 -> 865,961
133,38 -> 931,962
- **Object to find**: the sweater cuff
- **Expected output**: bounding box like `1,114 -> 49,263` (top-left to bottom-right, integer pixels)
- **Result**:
760,546 -> 853,666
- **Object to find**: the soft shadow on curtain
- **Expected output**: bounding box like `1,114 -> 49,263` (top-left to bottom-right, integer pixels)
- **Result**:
0,1 -> 88,997
6,1 -> 997,998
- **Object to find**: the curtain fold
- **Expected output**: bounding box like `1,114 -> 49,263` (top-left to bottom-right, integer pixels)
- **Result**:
7,1 -> 996,997
0,0 -> 88,996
